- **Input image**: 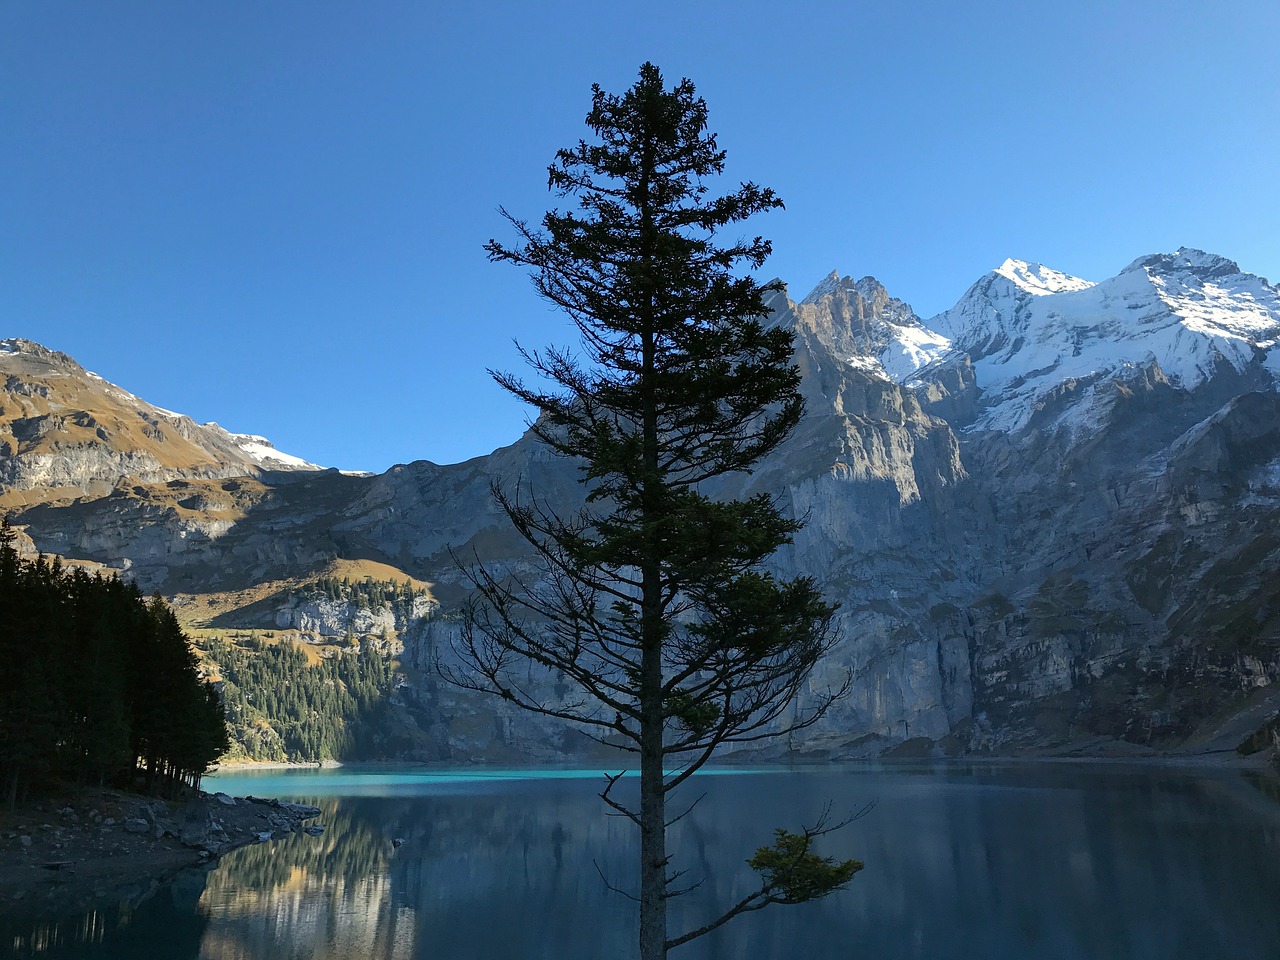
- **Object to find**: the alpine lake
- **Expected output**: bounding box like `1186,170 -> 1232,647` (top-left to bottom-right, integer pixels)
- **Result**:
5,761 -> 1280,959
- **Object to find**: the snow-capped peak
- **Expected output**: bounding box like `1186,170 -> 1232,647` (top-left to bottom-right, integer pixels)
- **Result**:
929,259 -> 1095,356
1121,247 -> 1244,281
993,259 -> 1095,296
930,248 -> 1280,435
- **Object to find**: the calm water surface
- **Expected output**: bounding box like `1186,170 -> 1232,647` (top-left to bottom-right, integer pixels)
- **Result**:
6,762 -> 1280,959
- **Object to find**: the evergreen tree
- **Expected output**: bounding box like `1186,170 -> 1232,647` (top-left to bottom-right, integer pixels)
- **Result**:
453,63 -> 858,959
0,517 -> 227,802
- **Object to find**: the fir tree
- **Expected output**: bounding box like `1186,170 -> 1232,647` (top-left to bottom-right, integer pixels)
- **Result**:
452,63 -> 858,959
0,518 -> 227,802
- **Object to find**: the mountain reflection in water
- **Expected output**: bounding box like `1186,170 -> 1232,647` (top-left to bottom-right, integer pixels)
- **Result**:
6,763 -> 1280,959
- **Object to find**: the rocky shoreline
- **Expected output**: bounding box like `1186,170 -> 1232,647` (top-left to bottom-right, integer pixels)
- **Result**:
0,786 -> 322,917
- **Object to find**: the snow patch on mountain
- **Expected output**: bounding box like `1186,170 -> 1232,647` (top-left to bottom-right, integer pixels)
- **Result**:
1264,348 -> 1280,384
993,259 -> 1095,296
877,319 -> 954,383
146,403 -> 185,419
205,425 -> 321,470
232,437 -> 317,471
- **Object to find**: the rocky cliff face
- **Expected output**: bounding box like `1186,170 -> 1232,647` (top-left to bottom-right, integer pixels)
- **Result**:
7,248 -> 1280,759
927,250 -> 1280,750
274,592 -> 435,637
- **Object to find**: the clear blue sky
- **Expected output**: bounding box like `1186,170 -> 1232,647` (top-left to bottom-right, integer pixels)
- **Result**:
3,1 -> 1277,472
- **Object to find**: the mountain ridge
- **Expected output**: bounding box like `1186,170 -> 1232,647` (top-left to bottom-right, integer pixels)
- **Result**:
5,247 -> 1279,762
0,337 -> 323,510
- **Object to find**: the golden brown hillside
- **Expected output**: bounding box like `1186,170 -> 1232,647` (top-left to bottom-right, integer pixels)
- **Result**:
1,339 -> 318,508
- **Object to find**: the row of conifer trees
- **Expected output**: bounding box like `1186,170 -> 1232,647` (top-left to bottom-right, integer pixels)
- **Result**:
0,520 -> 228,805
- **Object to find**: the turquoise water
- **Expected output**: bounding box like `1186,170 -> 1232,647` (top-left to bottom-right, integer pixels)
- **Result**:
204,763 -> 774,795
6,762 -> 1280,959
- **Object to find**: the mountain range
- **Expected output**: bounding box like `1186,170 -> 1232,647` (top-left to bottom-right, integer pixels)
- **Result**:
5,247 -> 1279,760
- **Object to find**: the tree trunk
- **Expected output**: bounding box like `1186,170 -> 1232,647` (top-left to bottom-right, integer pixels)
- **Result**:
639,638 -> 667,960
636,124 -> 667,960
638,312 -> 668,957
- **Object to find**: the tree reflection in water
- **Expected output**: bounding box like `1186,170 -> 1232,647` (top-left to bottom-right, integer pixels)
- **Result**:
197,784 -> 640,960
1,866 -> 211,959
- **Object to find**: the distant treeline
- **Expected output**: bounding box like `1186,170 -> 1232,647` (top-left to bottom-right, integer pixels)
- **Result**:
205,635 -> 402,762
0,520 -> 228,805
294,575 -> 431,619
